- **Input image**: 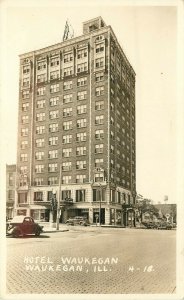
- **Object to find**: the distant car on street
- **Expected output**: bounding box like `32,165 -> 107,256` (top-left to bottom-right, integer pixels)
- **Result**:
6,216 -> 44,237
142,222 -> 158,229
157,222 -> 172,230
65,216 -> 89,226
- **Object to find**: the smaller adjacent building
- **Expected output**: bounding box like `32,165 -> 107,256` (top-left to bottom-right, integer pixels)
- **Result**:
6,164 -> 16,219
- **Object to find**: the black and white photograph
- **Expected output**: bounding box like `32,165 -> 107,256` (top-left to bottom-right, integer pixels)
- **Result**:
0,0 -> 184,298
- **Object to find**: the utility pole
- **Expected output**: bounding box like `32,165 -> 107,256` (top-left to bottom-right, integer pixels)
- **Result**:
99,183 -> 102,226
56,164 -> 62,230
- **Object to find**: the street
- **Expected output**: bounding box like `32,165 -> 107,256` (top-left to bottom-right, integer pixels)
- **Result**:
6,227 -> 176,294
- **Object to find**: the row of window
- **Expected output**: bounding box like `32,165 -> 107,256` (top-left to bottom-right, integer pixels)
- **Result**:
32,174 -> 130,186
20,147 -> 132,163
36,85 -> 104,97
22,57 -> 106,87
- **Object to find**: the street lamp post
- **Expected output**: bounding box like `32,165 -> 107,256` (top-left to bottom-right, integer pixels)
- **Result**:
99,183 -> 102,226
56,164 -> 62,230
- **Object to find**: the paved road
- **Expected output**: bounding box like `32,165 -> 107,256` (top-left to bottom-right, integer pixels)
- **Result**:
6,228 -> 176,294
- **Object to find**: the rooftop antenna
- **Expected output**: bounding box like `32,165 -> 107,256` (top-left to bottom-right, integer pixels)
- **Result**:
63,19 -> 74,42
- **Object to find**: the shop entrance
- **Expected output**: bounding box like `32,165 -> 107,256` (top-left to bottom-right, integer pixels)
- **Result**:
93,208 -> 105,224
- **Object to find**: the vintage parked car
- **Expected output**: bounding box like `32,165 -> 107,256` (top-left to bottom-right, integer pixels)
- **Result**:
65,216 -> 89,226
157,222 -> 173,230
142,222 -> 158,229
6,216 -> 44,237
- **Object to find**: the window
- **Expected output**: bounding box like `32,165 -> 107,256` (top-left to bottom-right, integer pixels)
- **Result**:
64,67 -> 73,76
93,189 -> 105,201
35,165 -> 44,173
111,88 -> 114,96
94,173 -> 104,182
95,101 -> 104,110
50,57 -> 59,67
76,190 -> 86,202
62,162 -> 72,171
117,163 -> 120,172
77,62 -> 87,73
48,150 -> 58,159
117,136 -> 121,145
63,121 -> 72,130
62,176 -> 72,184
34,192 -> 43,201
77,105 -> 87,114
36,138 -> 44,147
49,136 -> 58,146
111,145 -> 114,154
62,190 -> 71,200
62,135 -> 72,144
95,72 -> 104,82
48,163 -> 58,172
62,148 -> 72,157
21,128 -> 28,136
22,90 -> 29,99
77,77 -> 87,87
22,116 -> 29,124
95,58 -> 104,68
111,131 -> 114,140
36,113 -> 45,122
95,43 -> 104,53
37,73 -> 46,83
49,123 -> 58,132
95,158 -> 103,168
37,87 -> 45,96
77,49 -> 87,59
20,153 -> 28,162
49,110 -> 59,119
22,103 -> 29,112
23,65 -> 30,74
35,178 -> 44,186
76,160 -> 86,170
64,53 -> 73,62
50,96 -> 59,106
95,144 -> 103,153
20,166 -> 27,174
76,175 -> 86,183
111,102 -> 114,111
64,81 -> 72,90
76,146 -> 86,156
50,84 -> 59,93
95,115 -> 104,125
50,70 -> 59,80
21,141 -> 28,149
95,129 -> 104,139
77,91 -> 87,100
23,77 -> 29,87
35,151 -> 44,160
63,94 -> 73,104
95,86 -> 104,96
110,117 -> 114,125
8,173 -> 14,186
36,100 -> 45,109
37,61 -> 46,70
76,132 -> 86,142
63,107 -> 72,117
48,177 -> 58,185
77,118 -> 87,128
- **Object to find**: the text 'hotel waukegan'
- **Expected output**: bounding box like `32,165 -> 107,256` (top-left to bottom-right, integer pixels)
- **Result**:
15,17 -> 136,226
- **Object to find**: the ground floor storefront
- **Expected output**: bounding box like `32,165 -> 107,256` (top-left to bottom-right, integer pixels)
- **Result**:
15,183 -> 135,226
16,205 -> 135,227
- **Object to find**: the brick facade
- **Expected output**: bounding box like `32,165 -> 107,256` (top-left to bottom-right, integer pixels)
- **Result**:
15,17 -> 136,226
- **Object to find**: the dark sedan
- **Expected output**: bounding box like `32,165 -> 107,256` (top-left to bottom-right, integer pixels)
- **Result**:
6,216 -> 43,237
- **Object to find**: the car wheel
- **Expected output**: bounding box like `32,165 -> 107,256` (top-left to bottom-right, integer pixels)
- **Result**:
35,229 -> 41,236
13,228 -> 21,238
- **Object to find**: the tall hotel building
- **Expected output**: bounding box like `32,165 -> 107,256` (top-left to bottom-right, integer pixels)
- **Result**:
15,17 -> 136,226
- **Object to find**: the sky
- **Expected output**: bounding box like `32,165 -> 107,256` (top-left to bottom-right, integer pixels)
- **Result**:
0,0 -> 181,204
